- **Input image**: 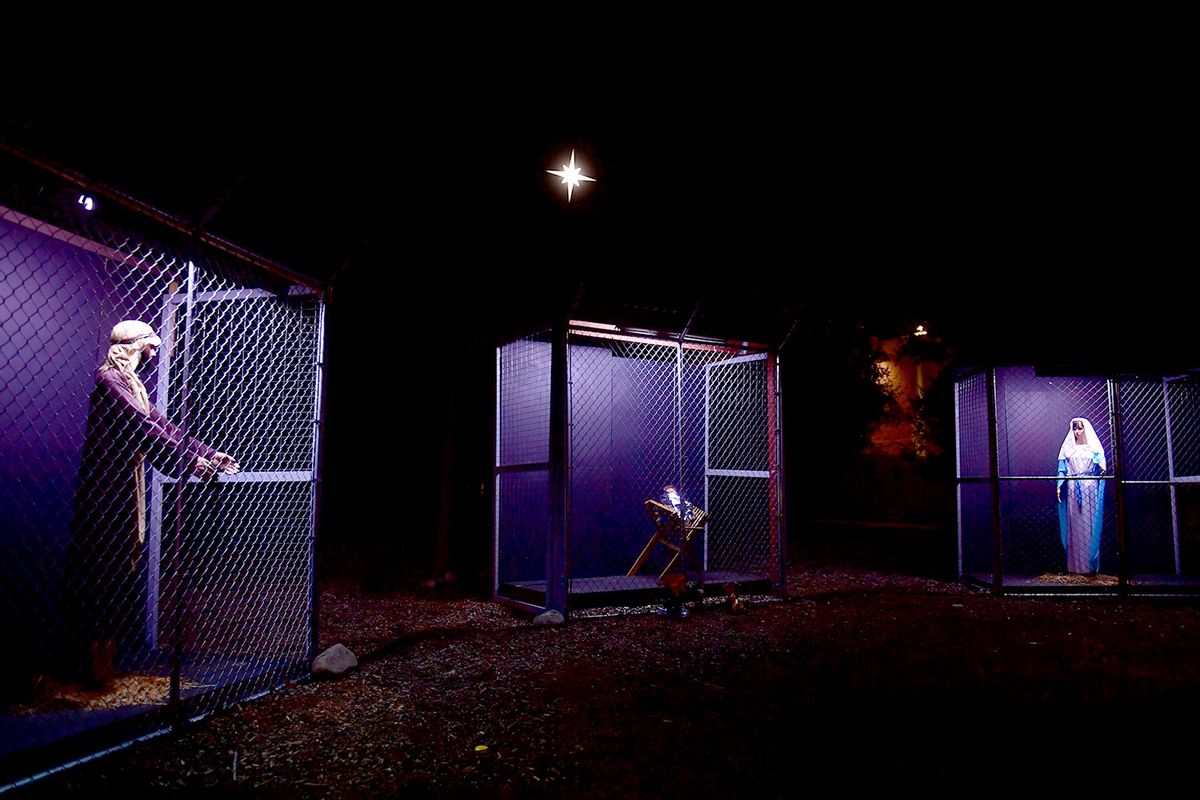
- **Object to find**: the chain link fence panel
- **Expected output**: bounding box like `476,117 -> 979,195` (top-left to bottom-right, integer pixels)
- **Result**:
566,330 -> 776,606
1121,378 -> 1177,576
995,368 -> 1114,579
1168,376 -> 1200,576
494,333 -> 552,606
1167,377 -> 1200,480
955,369 -> 990,481
698,349 -> 774,584
955,370 -> 992,579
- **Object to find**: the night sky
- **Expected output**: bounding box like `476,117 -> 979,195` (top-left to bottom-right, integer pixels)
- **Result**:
4,64 -> 1182,361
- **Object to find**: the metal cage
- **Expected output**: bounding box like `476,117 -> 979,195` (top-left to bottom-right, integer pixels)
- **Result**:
0,149 -> 326,786
494,321 -> 784,614
956,366 -> 1200,593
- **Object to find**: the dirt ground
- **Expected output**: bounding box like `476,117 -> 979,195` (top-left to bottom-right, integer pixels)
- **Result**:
10,550 -> 1200,797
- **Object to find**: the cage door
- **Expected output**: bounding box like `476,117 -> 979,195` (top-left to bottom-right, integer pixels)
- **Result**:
147,287 -> 320,652
704,353 -> 771,576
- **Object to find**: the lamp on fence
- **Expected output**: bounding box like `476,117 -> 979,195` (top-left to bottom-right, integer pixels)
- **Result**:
55,186 -> 98,218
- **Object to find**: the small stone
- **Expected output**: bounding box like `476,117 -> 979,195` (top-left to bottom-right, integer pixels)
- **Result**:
533,610 -> 565,627
311,644 -> 358,679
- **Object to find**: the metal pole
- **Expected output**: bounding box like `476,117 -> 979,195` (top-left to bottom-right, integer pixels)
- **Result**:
169,258 -> 197,711
147,290 -> 180,649
768,352 -> 786,596
307,299 -> 328,664
703,361 -> 711,573
1,142 -> 325,294
675,342 -> 694,591
954,374 -> 964,581
1109,378 -> 1130,595
1163,377 -> 1182,575
675,343 -> 683,495
987,369 -> 1002,593
547,321 -> 568,615
493,346 -> 502,601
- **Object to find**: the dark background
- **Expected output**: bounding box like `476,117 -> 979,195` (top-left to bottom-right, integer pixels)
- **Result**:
3,53 -> 1189,588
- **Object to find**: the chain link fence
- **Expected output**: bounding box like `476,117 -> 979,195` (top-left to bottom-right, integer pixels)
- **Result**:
494,324 -> 782,612
955,369 -> 992,579
493,332 -> 553,608
956,367 -> 1199,591
0,149 -> 324,785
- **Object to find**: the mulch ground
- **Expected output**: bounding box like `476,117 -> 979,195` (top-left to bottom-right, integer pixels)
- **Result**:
10,562 -> 1200,797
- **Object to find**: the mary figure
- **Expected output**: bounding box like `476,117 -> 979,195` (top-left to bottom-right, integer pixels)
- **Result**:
1056,417 -> 1106,574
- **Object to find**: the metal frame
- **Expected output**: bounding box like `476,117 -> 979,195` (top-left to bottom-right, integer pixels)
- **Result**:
1164,376 -> 1183,574
148,283 -> 323,648
703,352 -> 773,574
490,336 -> 555,614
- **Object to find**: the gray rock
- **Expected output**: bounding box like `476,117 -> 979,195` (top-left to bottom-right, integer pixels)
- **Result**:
311,643 -> 358,679
532,609 -> 565,627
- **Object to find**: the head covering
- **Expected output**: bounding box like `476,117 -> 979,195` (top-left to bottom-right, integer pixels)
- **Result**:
1058,417 -> 1106,471
663,485 -> 681,509
99,320 -> 160,414
110,320 -> 162,347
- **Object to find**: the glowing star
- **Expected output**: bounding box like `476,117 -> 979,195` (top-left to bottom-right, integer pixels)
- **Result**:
546,150 -> 596,202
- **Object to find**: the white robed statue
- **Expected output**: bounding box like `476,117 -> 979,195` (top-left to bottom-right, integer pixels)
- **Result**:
1056,417 -> 1106,574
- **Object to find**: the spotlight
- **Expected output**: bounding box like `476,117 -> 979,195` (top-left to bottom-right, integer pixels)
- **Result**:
77,194 -> 96,212
914,324 -> 928,337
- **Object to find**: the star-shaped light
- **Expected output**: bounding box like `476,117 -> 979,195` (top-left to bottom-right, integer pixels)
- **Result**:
546,150 -> 596,202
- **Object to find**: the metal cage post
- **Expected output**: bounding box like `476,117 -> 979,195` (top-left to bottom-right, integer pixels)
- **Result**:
1108,377 -> 1130,595
547,319 -> 569,615
987,368 -> 1002,593
955,371 -> 964,582
1163,376 -> 1183,575
308,300 -> 328,663
168,257 -> 198,710
768,351 -> 785,595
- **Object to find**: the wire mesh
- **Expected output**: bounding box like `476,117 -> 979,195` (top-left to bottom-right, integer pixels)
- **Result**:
1168,376 -> 1200,576
1123,484 -> 1177,576
700,350 -> 773,582
1167,377 -> 1200,480
1120,377 -> 1178,577
0,152 -> 322,780
959,481 -> 994,580
956,368 -> 1200,588
1120,378 -> 1170,482
567,335 -> 678,594
955,369 -> 990,480
1177,484 -> 1200,576
494,333 -> 552,603
991,368 -> 1113,578
561,329 -> 776,606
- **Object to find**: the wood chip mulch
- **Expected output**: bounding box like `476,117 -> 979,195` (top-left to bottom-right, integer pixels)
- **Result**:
12,564 -> 1200,797
8,676 -> 210,715
1036,572 -> 1120,586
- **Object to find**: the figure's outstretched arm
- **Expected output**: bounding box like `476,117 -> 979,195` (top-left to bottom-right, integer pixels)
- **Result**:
99,371 -> 220,478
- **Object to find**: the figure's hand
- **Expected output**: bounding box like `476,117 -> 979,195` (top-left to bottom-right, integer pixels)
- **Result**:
192,457 -> 219,481
1056,486 -> 1061,502
212,452 -> 241,475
